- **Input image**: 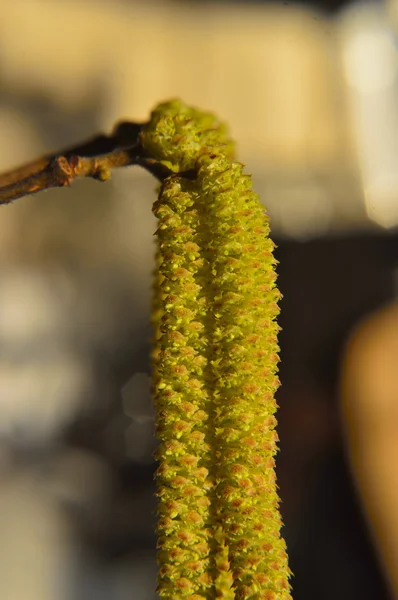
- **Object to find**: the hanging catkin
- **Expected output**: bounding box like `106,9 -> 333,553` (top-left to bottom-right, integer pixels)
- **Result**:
145,100 -> 292,600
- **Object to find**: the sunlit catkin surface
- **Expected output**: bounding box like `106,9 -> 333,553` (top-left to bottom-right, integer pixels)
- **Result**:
148,101 -> 291,599
199,154 -> 291,599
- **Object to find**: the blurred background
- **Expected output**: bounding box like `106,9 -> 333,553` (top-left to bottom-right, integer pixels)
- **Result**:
0,0 -> 398,598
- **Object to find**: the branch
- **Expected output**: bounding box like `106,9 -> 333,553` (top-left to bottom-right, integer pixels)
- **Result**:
0,121 -> 176,205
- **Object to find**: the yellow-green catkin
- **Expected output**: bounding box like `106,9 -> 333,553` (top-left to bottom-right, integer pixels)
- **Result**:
144,100 -> 291,600
152,177 -> 214,598
198,154 -> 291,600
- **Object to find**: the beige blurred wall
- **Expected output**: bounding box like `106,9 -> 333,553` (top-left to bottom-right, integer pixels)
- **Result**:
0,0 -> 351,170
0,0 -> 366,247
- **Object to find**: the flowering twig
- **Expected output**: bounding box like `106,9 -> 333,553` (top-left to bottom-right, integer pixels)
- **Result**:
1,98 -> 292,598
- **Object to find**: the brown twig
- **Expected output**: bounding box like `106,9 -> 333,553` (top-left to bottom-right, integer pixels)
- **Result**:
0,120 -> 177,205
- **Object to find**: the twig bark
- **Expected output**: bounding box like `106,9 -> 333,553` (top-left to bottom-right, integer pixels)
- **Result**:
0,121 -> 175,205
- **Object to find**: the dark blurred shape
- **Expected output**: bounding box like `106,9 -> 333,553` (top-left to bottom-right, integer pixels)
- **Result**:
61,121 -> 144,160
276,232 -> 398,391
289,449 -> 390,600
183,0 -> 350,15
274,231 -> 398,600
